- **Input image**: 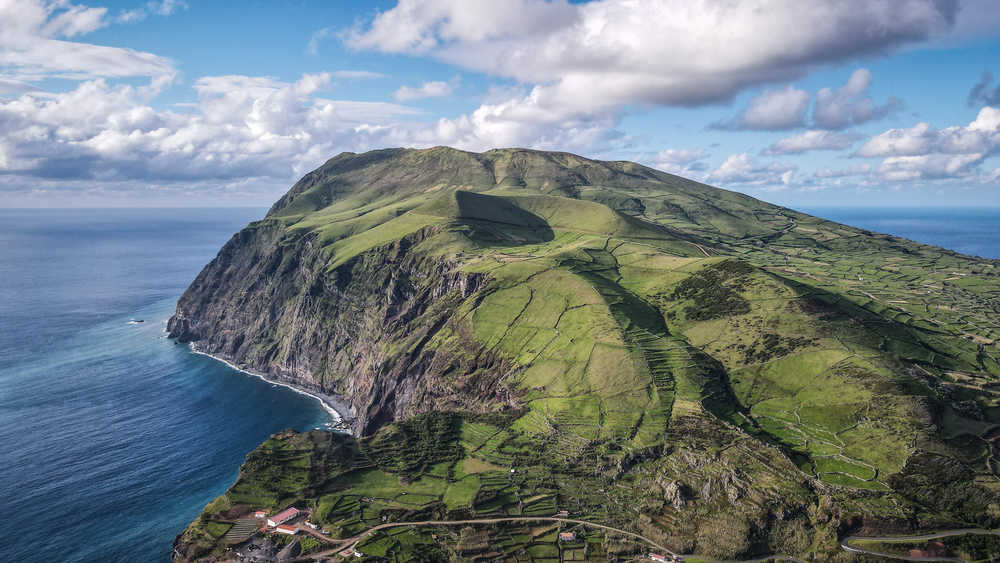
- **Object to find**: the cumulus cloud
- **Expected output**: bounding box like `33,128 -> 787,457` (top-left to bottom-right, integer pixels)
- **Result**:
706,153 -> 796,187
394,80 -> 454,101
0,72 -> 421,189
968,70 -> 1000,107
856,106 -> 1000,181
3,0 -> 997,203
763,130 -> 862,155
877,154 -> 985,181
425,93 -> 626,153
0,0 -> 175,83
856,107 -> 1000,157
712,87 -> 810,131
716,69 -> 900,132
813,69 -> 902,129
0,63 -> 625,200
345,0 -> 576,55
347,0 -> 961,112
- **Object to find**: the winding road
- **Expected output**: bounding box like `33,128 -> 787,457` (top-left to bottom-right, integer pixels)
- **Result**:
840,528 -> 1000,563
304,516 -> 814,562
303,519 -> 1000,562
308,516 -> 676,559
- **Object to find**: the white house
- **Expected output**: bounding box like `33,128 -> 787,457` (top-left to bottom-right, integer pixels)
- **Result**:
267,507 -> 300,527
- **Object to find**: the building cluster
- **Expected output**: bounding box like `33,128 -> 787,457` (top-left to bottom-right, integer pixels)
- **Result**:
249,506 -> 313,538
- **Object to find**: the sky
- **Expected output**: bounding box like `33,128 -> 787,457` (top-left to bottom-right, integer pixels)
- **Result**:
1,0 -> 999,208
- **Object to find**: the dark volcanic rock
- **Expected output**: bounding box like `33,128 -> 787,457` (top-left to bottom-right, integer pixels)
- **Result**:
168,224 -> 517,435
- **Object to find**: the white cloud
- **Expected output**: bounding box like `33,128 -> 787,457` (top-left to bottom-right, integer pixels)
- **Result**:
717,68 -> 900,132
117,0 -> 187,24
345,0 -> 576,55
653,148 -> 706,166
347,0 -> 963,111
856,106 -> 1000,181
877,153 -> 984,181
0,72 -> 421,189
0,77 -> 39,94
763,130 -> 861,155
648,148 -> 708,175
394,80 -> 454,101
707,153 -> 796,186
813,69 -> 902,129
0,0 -> 175,83
2,0 -> 997,203
42,4 -> 108,37
857,107 -> 1000,157
342,2 -> 959,158
713,87 -> 811,131
422,88 -> 627,153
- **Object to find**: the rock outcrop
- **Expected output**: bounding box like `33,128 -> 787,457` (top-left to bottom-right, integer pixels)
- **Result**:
168,224 -> 516,435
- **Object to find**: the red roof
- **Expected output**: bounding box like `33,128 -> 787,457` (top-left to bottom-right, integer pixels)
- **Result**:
270,507 -> 300,522
276,524 -> 297,532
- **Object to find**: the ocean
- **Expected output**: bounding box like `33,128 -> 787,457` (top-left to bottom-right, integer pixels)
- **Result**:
0,205 -> 996,562
0,208 -> 333,563
800,206 -> 1000,259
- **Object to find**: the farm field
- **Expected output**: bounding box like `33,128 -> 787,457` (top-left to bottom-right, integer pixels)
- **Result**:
173,148 -> 1000,562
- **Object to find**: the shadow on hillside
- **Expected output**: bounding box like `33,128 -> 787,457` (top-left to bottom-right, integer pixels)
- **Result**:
454,190 -> 554,245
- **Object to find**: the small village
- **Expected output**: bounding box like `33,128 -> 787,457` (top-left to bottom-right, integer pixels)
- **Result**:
212,503 -> 685,562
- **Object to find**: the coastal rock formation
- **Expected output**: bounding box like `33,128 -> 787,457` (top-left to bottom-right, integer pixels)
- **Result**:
171,147 -> 1000,561
168,224 -> 514,434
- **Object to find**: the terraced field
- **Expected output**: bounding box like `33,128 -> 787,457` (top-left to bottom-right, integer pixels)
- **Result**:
173,147 -> 1000,562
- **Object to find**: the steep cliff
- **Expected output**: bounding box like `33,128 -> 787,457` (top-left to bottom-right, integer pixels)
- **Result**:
168,223 -> 516,434
171,147 -> 1000,561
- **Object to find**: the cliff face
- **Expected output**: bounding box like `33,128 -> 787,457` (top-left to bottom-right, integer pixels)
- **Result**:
170,147 -> 1000,561
168,223 -> 515,435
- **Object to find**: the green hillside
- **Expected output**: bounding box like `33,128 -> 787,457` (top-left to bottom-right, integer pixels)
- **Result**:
171,147 -> 1000,562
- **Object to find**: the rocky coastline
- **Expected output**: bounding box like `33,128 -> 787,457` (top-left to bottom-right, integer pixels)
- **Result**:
186,342 -> 357,431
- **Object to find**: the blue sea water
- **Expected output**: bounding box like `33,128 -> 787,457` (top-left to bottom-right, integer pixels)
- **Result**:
0,206 -> 996,563
800,206 -> 1000,259
0,208 -> 333,563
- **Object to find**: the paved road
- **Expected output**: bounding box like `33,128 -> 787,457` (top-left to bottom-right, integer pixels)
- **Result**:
677,555 -> 806,563
296,524 -> 338,545
306,516 -> 813,562
309,516 -> 676,559
840,528 -> 1000,563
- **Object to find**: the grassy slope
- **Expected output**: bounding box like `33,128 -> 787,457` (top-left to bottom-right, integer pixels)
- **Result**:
177,147 -> 1000,561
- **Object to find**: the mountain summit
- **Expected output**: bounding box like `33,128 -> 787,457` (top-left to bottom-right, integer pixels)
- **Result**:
170,147 -> 1000,561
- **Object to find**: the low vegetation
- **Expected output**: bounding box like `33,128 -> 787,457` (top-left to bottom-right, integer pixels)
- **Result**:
173,147 -> 1000,562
